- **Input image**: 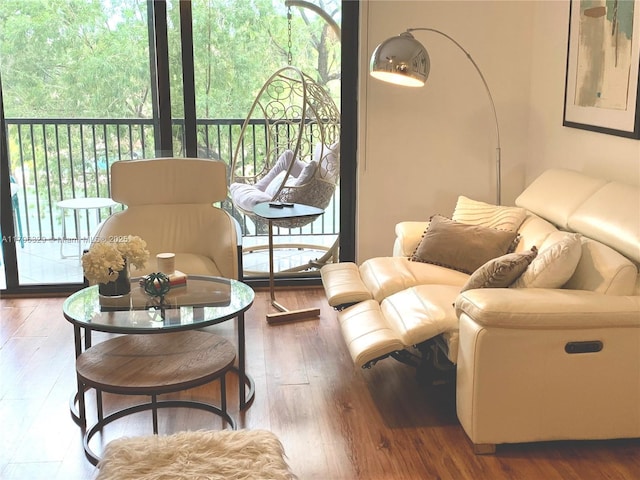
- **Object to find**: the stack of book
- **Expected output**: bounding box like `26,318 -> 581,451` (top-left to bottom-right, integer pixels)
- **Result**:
139,270 -> 188,289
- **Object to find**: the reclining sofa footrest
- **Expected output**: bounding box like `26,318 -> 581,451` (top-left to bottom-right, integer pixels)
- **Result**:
337,299 -> 404,368
321,263 -> 373,308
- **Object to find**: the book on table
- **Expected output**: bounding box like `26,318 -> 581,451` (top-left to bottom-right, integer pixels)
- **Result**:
100,273 -> 232,311
138,270 -> 188,288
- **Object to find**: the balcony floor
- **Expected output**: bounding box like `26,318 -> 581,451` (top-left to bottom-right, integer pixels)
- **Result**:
1,234 -> 337,289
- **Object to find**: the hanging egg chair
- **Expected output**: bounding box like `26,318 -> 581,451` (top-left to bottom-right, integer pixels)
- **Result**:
229,66 -> 340,230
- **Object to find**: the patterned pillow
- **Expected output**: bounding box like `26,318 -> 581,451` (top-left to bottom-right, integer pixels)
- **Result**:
315,142 -> 340,182
453,195 -> 527,232
460,247 -> 538,292
411,215 -> 518,274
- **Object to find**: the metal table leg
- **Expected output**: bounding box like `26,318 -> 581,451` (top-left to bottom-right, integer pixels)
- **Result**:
265,219 -> 320,324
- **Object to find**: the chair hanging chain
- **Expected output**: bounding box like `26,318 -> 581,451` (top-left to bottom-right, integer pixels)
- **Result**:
287,6 -> 293,65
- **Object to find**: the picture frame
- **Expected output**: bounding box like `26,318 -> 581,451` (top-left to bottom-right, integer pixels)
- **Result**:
563,0 -> 640,139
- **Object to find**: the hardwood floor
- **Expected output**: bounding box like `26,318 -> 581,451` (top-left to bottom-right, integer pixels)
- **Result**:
1,288 -> 639,480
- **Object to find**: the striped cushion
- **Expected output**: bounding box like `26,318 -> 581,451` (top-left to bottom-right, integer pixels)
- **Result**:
452,195 -> 527,232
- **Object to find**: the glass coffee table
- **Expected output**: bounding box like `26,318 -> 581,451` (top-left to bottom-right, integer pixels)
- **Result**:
63,275 -> 256,429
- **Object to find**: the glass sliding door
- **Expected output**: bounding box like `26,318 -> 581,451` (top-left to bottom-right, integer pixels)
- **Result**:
0,0 -> 154,290
187,0 -> 343,279
0,0 -> 353,293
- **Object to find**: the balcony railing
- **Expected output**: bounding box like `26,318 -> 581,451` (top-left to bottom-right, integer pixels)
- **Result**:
5,117 -> 339,278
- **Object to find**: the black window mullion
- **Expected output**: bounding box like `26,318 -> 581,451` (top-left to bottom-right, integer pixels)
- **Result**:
148,0 -> 173,157
339,0 -> 358,263
0,74 -> 20,290
180,0 -> 197,158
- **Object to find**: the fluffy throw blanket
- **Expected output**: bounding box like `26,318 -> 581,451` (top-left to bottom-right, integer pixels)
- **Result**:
96,429 -> 297,480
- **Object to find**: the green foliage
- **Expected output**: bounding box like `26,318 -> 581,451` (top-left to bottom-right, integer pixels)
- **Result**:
1,0 -> 151,118
0,0 -> 341,119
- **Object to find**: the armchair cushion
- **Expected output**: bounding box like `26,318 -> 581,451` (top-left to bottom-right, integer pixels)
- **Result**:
410,215 -> 518,274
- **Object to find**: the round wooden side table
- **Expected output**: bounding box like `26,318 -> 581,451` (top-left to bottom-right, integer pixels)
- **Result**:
76,330 -> 236,465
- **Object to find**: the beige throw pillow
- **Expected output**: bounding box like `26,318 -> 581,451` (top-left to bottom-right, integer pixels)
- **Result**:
453,195 -> 527,232
511,233 -> 582,288
411,215 -> 518,274
461,247 -> 538,292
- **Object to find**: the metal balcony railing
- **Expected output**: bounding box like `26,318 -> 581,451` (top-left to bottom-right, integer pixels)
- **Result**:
5,117 -> 339,256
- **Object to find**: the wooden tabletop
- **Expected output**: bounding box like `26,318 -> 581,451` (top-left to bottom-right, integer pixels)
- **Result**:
76,331 -> 235,395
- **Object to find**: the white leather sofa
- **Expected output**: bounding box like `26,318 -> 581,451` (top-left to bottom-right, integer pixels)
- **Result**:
320,168 -> 640,453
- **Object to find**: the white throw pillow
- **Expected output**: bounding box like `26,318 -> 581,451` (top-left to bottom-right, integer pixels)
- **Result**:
266,172 -> 300,197
265,171 -> 288,197
314,142 -> 340,181
254,150 -> 306,192
293,160 -> 318,186
254,150 -> 294,191
453,195 -> 527,232
229,182 -> 272,212
511,232 -> 582,288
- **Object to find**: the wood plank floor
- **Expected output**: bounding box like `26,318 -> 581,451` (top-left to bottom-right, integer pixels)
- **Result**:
1,288 -> 639,480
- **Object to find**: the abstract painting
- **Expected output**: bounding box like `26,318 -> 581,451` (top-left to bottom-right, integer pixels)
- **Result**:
564,0 -> 640,138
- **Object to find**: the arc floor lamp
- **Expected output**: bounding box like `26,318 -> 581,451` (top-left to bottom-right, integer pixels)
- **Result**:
370,29 -> 502,205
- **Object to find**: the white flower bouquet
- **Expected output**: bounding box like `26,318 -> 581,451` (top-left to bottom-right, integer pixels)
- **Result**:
82,235 -> 150,284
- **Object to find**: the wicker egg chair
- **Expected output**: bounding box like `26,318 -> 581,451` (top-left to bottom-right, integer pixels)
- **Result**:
229,66 -> 340,231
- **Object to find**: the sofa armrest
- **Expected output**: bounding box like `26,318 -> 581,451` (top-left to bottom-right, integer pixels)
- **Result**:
393,221 -> 429,257
456,288 -> 640,448
455,288 -> 640,329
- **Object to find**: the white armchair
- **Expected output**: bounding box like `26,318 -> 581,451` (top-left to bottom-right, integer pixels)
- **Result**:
93,158 -> 240,279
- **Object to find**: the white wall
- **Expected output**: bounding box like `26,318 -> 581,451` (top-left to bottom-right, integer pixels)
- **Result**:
357,0 -> 640,263
527,0 -> 640,184
357,0 -> 536,262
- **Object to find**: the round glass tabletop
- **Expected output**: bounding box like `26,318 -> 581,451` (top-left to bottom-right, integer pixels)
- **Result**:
63,275 -> 254,333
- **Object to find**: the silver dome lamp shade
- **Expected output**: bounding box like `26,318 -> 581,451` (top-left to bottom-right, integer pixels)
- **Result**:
370,32 -> 430,87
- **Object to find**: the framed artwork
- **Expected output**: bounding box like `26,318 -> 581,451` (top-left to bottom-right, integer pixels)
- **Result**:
563,0 -> 640,139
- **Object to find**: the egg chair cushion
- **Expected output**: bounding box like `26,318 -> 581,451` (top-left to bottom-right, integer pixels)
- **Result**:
229,183 -> 273,213
315,142 -> 340,182
255,150 -> 306,192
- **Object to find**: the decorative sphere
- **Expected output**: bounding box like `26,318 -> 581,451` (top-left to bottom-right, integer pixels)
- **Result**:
143,272 -> 171,297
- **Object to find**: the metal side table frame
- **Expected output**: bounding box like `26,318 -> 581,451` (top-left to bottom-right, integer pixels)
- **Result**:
253,202 -> 324,324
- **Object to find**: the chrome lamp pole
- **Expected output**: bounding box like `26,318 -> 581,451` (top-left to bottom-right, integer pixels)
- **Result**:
369,29 -> 502,205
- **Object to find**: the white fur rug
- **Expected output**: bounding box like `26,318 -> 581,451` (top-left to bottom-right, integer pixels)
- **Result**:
96,429 -> 297,480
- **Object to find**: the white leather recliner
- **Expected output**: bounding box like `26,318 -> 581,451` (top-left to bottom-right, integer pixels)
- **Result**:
93,157 -> 240,279
320,168 -> 640,453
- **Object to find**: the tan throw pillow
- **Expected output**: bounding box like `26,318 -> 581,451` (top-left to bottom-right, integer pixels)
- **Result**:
453,195 -> 527,232
512,233 -> 582,288
411,215 -> 519,274
460,247 -> 538,292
